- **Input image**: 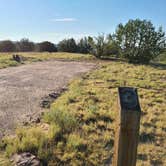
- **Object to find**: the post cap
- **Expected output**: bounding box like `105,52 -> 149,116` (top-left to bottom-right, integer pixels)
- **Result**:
118,87 -> 141,111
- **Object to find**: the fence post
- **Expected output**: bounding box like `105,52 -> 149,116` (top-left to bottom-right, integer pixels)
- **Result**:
112,87 -> 141,166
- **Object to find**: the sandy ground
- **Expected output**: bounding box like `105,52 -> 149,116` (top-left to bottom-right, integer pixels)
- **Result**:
0,60 -> 96,137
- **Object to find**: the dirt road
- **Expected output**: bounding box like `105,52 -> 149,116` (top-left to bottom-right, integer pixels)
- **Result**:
0,60 -> 96,137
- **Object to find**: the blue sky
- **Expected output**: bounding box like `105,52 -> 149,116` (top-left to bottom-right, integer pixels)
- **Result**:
0,0 -> 165,43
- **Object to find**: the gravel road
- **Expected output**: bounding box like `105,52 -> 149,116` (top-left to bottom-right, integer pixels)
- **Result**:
0,60 -> 96,137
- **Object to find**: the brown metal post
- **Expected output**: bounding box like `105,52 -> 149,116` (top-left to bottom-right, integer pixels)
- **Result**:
112,87 -> 141,166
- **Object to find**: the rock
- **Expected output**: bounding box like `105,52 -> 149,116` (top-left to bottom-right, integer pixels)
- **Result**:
40,88 -> 68,109
30,117 -> 40,124
22,121 -> 29,126
11,152 -> 40,166
40,98 -> 52,108
12,54 -> 23,63
49,92 -> 60,99
40,92 -> 60,108
61,87 -> 68,91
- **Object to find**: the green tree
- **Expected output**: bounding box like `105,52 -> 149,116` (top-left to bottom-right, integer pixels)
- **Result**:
0,40 -> 16,52
78,37 -> 93,54
36,41 -> 57,52
17,38 -> 35,52
114,19 -> 165,63
104,34 -> 120,57
91,34 -> 108,58
58,38 -> 78,53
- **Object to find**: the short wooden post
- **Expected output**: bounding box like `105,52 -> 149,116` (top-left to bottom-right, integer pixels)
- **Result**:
112,87 -> 141,166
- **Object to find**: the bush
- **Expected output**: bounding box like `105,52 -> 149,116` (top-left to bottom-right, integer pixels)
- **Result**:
114,19 -> 166,63
44,107 -> 77,133
57,38 -> 78,53
91,34 -> 108,58
4,127 -> 49,156
77,37 -> 93,54
16,38 -> 35,52
3,124 -> 62,163
0,40 -> 16,52
105,41 -> 120,57
36,41 -> 57,52
91,34 -> 120,58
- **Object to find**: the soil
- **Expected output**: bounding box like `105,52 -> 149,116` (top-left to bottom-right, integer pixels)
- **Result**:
0,60 -> 96,138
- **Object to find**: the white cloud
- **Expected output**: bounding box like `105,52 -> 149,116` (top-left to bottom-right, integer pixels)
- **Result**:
50,18 -> 77,22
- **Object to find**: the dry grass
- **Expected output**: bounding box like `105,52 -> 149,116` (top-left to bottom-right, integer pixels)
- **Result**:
0,52 -> 95,69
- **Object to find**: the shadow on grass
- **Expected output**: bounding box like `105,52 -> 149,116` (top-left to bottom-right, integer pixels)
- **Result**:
98,56 -> 166,70
139,132 -> 155,143
137,154 -> 148,161
149,62 -> 166,70
99,56 -> 125,62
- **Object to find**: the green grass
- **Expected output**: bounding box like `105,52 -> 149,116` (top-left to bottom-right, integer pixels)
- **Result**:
0,58 -> 165,165
0,52 -> 95,69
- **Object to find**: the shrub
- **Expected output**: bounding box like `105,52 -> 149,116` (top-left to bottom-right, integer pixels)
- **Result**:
16,38 -> 35,52
44,107 -> 77,133
77,37 -> 93,54
0,40 -> 16,52
4,127 -> 49,156
114,19 -> 166,63
57,38 -> 78,53
91,34 -> 108,58
36,41 -> 57,52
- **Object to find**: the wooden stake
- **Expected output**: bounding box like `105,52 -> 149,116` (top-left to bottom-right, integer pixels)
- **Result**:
113,87 -> 141,166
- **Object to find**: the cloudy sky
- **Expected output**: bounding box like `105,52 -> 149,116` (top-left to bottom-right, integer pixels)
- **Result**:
0,0 -> 165,43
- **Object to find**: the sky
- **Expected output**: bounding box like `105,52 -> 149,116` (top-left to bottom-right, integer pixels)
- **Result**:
0,0 -> 165,43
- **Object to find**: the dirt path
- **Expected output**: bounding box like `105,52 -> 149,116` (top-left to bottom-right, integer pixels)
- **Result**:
0,60 -> 96,137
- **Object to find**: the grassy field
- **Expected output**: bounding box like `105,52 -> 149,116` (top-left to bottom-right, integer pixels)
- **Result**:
0,53 -> 166,165
0,52 -> 95,69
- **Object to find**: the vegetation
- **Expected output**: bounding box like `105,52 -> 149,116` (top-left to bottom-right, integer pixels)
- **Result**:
0,59 -> 165,165
114,19 -> 165,63
0,152 -> 11,166
16,38 -> 35,52
0,17 -> 165,165
0,52 -> 95,69
91,34 -> 108,58
0,39 -> 57,53
0,40 -> 16,52
0,19 -> 165,64
77,36 -> 94,54
36,41 -> 57,52
57,38 -> 78,53
154,49 -> 166,64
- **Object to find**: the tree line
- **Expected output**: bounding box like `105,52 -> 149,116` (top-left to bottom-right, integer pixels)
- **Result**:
0,19 -> 165,63
0,37 -> 93,53
0,39 -> 57,52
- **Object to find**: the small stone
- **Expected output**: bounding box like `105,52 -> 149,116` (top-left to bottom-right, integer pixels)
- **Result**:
49,92 -> 60,99
11,152 -> 40,166
12,54 -> 23,63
